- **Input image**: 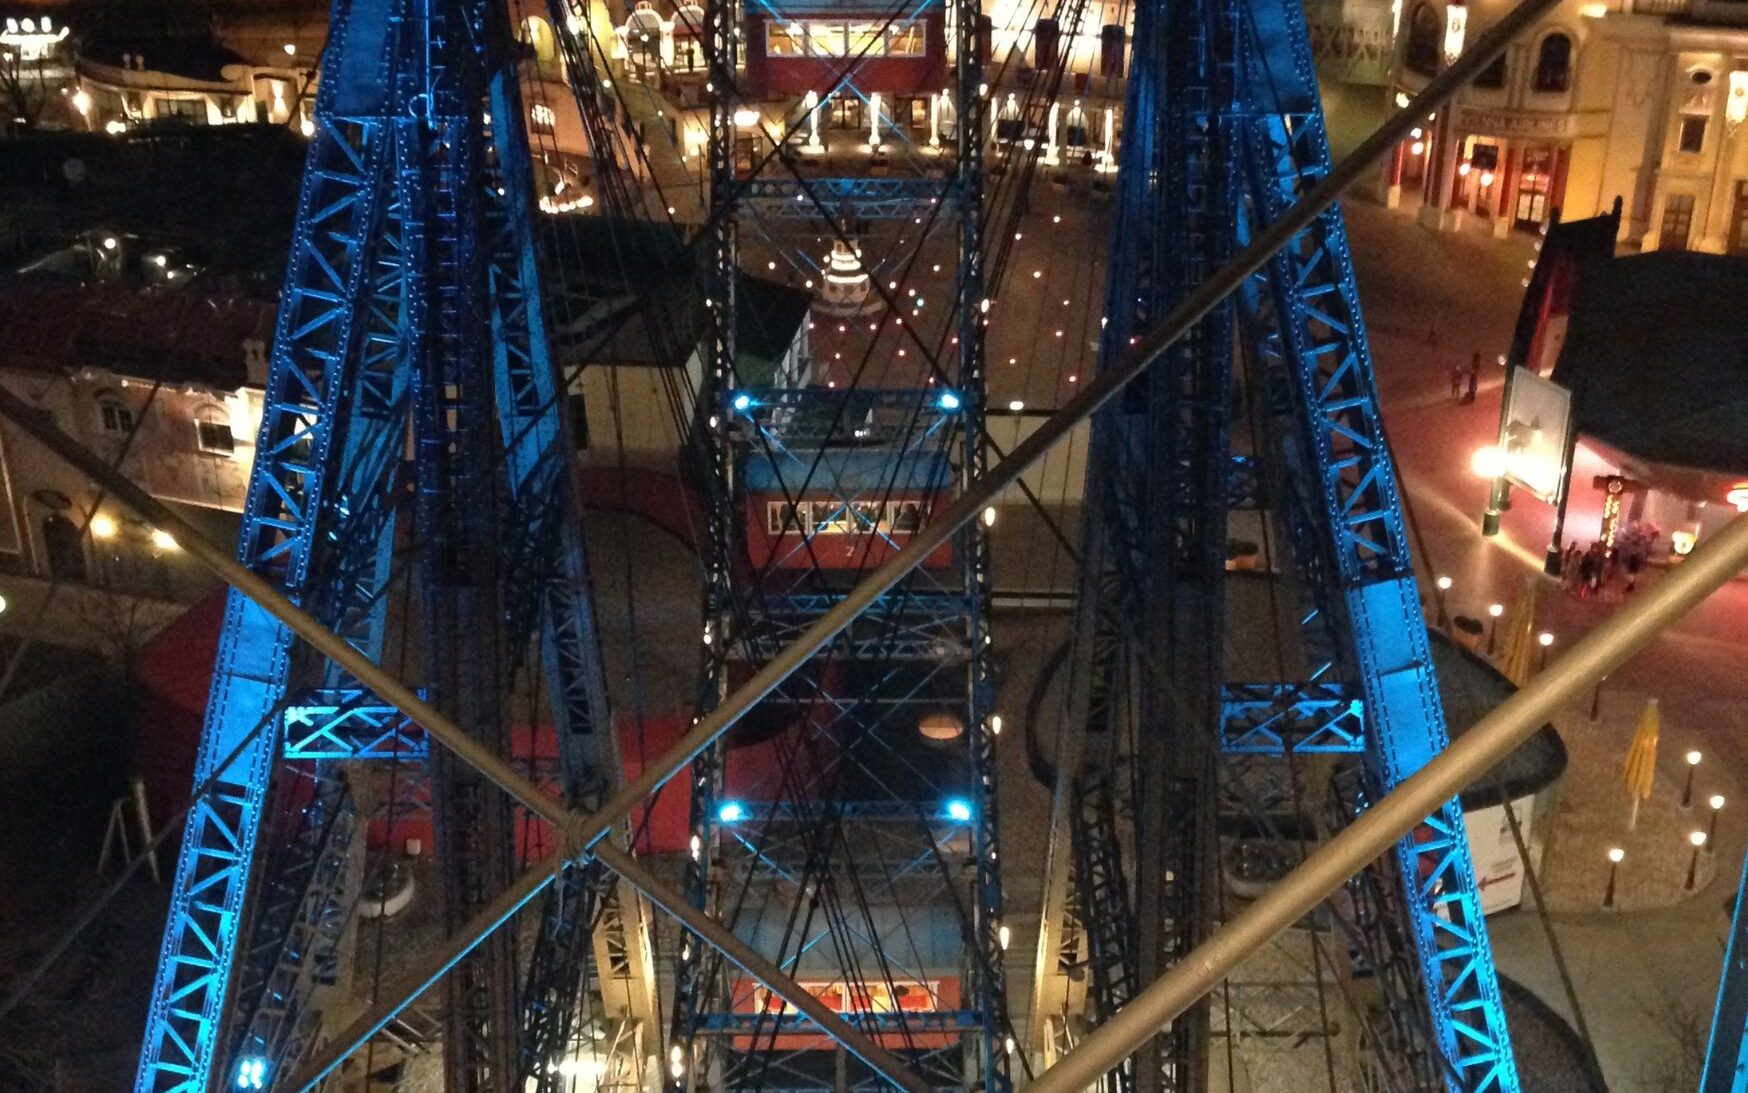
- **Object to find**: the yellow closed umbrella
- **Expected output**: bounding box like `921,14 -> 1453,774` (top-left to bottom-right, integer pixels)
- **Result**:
1496,578 -> 1539,687
1620,697 -> 1660,831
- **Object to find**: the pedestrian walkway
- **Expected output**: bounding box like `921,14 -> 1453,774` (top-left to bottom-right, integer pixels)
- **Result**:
1486,682 -> 1737,1093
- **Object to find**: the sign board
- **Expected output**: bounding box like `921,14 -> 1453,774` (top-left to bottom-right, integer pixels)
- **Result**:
1303,0 -> 1395,85
1500,369 -> 1572,504
1461,793 -> 1540,914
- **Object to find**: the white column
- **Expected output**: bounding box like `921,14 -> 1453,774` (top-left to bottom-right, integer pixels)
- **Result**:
1043,101 -> 1061,165
1097,107 -> 1116,173
929,91 -> 941,147
806,89 -> 822,151
870,92 -> 882,149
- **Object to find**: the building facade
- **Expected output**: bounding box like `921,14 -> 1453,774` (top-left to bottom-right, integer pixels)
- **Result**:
1387,0 -> 1748,251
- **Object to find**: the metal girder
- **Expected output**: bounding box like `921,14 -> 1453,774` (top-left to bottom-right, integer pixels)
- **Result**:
1218,683 -> 1365,755
16,6 -> 1542,1090
1236,0 -> 1520,1080
282,692 -> 428,760
1024,493 -> 1748,1093
222,777 -> 359,1085
1703,850 -> 1748,1093
740,177 -> 951,221
131,41 -> 394,1092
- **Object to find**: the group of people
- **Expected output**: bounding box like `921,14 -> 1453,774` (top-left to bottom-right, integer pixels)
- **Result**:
1559,538 -> 1646,601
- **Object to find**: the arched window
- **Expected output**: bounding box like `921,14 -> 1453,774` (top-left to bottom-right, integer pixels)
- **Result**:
1405,4 -> 1442,77
95,391 -> 134,436
194,404 -> 234,454
521,15 -> 557,63
41,513 -> 86,582
1532,33 -> 1573,93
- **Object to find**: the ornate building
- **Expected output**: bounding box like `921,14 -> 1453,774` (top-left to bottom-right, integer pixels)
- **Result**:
1386,0 -> 1748,251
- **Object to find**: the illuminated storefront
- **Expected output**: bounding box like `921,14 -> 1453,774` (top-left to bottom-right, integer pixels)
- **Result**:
1488,207 -> 1748,567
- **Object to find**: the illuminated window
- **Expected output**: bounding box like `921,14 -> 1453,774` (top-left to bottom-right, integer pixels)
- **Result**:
887,23 -> 924,56
1531,33 -> 1572,93
845,22 -> 885,56
767,501 -> 802,534
194,405 -> 235,454
767,22 -> 806,55
530,103 -> 556,133
521,15 -> 557,62
764,980 -> 939,1015
806,22 -> 847,56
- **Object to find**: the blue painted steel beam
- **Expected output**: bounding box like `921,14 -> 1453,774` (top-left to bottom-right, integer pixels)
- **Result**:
1703,850 -> 1748,1093
282,696 -> 429,761
1236,0 -> 1521,1085
133,14 -> 397,1080
1218,683 -> 1364,754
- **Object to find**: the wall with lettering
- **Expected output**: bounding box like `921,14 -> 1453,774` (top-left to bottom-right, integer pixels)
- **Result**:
1304,0 -> 1396,85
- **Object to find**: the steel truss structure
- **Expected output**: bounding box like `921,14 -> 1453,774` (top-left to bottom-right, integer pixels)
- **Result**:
122,0 -> 1537,1087
661,0 -> 1008,1085
1028,0 -> 1521,1092
133,0 -> 633,1088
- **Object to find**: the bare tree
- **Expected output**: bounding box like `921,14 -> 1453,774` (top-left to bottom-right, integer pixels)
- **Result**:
0,46 -> 49,127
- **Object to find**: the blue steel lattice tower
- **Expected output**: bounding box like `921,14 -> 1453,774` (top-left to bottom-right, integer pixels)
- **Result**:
1031,0 -> 1525,1090
133,0 -> 615,1090
661,0 -> 1007,1085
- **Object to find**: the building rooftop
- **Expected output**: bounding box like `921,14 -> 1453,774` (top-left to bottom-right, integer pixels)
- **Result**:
1552,250 -> 1748,475
79,31 -> 253,82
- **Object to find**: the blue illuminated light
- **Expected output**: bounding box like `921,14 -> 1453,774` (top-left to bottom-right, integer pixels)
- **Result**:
717,800 -> 746,824
944,797 -> 973,823
938,390 -> 962,411
237,1058 -> 267,1090
731,392 -> 753,412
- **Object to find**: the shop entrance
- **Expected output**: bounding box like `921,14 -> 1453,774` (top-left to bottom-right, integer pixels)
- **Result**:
1515,148 -> 1553,228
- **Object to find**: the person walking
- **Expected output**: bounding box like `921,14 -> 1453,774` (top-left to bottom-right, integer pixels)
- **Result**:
1624,546 -> 1643,593
1463,351 -> 1481,404
1577,544 -> 1599,599
1450,360 -> 1464,400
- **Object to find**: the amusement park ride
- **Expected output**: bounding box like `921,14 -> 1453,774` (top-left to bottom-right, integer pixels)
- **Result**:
54,0 -> 1740,1085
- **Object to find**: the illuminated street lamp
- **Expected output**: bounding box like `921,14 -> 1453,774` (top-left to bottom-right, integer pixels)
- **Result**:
1537,630 -> 1554,670
1686,830 -> 1707,890
1486,602 -> 1503,654
1471,444 -> 1507,479
1603,846 -> 1623,908
1682,749 -> 1702,808
1707,794 -> 1726,849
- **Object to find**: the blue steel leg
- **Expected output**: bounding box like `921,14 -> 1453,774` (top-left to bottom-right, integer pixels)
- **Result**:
1704,849 -> 1748,1093
134,109 -> 392,1093
1235,0 -> 1521,1086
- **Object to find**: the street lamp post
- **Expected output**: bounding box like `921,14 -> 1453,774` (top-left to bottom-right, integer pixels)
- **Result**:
1537,630 -> 1554,670
1435,575 -> 1453,626
1683,749 -> 1703,808
1473,444 -> 1509,538
1708,794 -> 1726,849
1604,846 -> 1623,908
1589,674 -> 1606,722
1686,830 -> 1708,890
1486,602 -> 1503,655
